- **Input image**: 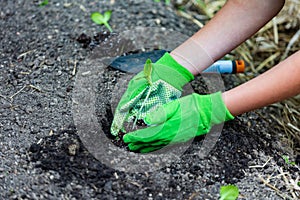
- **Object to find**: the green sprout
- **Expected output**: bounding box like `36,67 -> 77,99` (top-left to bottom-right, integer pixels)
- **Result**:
282,155 -> 296,166
220,185 -> 239,200
39,0 -> 49,7
154,0 -> 171,4
91,10 -> 113,32
133,59 -> 153,128
143,58 -> 153,86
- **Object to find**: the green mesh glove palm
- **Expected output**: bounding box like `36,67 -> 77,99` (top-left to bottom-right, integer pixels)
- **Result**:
123,92 -> 234,153
111,53 -> 194,136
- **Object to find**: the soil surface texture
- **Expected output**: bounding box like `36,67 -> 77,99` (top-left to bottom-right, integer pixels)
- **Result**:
0,0 -> 299,199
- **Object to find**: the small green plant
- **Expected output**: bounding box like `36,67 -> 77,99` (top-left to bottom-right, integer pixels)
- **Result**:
91,10 -> 113,32
219,185 -> 239,200
143,58 -> 153,86
132,59 -> 153,128
282,155 -> 296,166
154,0 -> 171,4
39,0 -> 49,6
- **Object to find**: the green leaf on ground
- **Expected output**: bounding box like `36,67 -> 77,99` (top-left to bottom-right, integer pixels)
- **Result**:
282,155 -> 296,166
91,11 -> 113,32
220,185 -> 239,200
154,0 -> 170,4
39,0 -> 49,6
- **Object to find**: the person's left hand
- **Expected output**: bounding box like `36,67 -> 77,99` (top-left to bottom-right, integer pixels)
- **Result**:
110,53 -> 194,136
123,92 -> 234,153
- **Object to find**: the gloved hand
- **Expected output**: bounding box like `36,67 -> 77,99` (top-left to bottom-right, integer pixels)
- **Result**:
111,53 -> 194,136
123,92 -> 234,153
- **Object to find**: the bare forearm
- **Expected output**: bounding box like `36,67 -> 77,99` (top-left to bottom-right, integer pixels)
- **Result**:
223,50 -> 300,116
171,0 -> 285,75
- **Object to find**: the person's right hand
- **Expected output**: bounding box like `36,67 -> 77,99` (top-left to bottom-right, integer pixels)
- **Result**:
123,92 -> 234,153
110,53 -> 194,136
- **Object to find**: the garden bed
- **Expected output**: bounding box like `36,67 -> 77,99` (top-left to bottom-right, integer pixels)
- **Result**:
0,0 -> 299,199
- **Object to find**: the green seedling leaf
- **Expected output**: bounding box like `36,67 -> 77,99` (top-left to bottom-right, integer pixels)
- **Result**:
154,0 -> 170,4
282,155 -> 296,166
39,0 -> 49,6
132,59 -> 153,129
220,185 -> 239,200
144,58 -> 153,86
91,11 -> 113,32
103,10 -> 112,22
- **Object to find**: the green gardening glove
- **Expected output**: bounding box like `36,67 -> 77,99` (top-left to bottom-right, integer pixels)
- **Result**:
111,53 -> 194,136
123,92 -> 234,153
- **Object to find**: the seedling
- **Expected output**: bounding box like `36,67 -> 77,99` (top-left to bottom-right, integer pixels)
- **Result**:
132,59 -> 153,128
282,155 -> 296,166
39,0 -> 49,6
219,185 -> 239,200
91,10 -> 113,32
154,0 -> 171,4
143,58 -> 153,86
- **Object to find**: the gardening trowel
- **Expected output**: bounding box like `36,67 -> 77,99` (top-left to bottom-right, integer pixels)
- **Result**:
109,49 -> 247,74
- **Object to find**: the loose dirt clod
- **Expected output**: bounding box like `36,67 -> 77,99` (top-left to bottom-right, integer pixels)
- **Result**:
77,31 -> 116,49
76,33 -> 91,48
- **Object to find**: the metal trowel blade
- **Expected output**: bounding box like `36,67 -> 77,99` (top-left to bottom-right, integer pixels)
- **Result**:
109,49 -> 167,73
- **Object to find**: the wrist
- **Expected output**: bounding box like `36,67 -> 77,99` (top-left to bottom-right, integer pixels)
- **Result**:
170,38 -> 214,75
154,53 -> 194,90
170,52 -> 196,75
209,92 -> 234,124
221,91 -> 239,117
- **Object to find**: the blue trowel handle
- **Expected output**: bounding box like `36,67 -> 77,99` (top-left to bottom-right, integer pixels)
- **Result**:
109,50 -> 246,74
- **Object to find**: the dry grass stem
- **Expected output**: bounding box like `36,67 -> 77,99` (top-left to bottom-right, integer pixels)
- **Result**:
249,157 -> 272,168
176,10 -> 204,28
259,175 -> 280,192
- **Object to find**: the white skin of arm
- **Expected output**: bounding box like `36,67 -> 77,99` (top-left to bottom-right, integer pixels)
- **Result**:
170,0 -> 300,116
171,0 -> 285,74
223,51 -> 300,116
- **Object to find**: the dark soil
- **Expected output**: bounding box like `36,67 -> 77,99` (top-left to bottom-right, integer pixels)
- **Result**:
0,0 -> 298,199
112,119 -> 147,148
